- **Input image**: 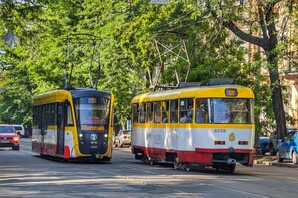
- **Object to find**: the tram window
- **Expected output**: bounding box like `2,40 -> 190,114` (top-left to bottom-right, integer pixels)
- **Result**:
139,103 -> 146,123
44,104 -> 52,126
229,99 -> 249,123
162,101 -> 169,123
211,99 -> 230,123
33,107 -> 37,125
210,98 -> 251,124
147,102 -> 153,123
154,102 -> 161,123
132,103 -> 139,123
170,100 -> 178,123
179,98 -> 193,123
37,106 -> 42,128
66,104 -> 73,125
250,99 -> 254,123
195,99 -> 208,123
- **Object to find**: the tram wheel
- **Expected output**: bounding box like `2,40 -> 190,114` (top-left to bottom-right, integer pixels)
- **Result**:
184,167 -> 191,172
228,164 -> 236,174
149,159 -> 155,166
173,158 -> 179,170
141,154 -> 148,164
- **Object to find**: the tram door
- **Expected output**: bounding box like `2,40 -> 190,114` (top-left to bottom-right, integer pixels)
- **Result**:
40,106 -> 46,153
57,103 -> 65,155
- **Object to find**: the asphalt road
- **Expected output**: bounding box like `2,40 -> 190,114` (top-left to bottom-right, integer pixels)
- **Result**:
0,138 -> 298,198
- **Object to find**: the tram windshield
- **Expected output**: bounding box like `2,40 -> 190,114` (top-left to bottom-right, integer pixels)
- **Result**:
210,98 -> 253,124
75,97 -> 111,130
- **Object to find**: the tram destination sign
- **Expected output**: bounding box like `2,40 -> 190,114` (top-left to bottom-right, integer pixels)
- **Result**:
151,0 -> 169,5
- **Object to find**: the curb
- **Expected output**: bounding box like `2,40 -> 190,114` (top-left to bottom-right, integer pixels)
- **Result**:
253,157 -> 298,168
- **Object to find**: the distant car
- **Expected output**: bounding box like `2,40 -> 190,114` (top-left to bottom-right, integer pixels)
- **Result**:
114,130 -> 131,147
13,125 -> 25,137
259,137 -> 269,155
268,127 -> 297,156
276,130 -> 298,164
0,124 -> 20,150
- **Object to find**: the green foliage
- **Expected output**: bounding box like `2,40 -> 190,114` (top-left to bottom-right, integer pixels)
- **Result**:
0,0 -> 295,130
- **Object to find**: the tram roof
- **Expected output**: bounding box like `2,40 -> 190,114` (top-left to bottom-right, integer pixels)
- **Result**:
33,88 -> 112,105
132,85 -> 254,102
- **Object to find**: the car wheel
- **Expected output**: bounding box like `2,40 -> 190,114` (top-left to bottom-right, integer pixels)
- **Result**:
277,150 -> 283,162
12,146 -> 20,151
292,150 -> 298,165
269,144 -> 276,156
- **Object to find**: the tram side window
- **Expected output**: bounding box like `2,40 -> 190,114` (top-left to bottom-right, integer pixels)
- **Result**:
48,104 -> 56,125
154,102 -> 161,123
179,98 -> 193,123
132,103 -> 139,123
170,100 -> 178,123
32,107 -> 37,125
211,99 -> 230,123
195,99 -> 209,123
250,99 -> 254,123
36,106 -> 42,128
147,102 -> 153,123
45,104 -> 56,125
229,99 -> 250,124
66,104 -> 74,125
162,101 -> 169,123
139,103 -> 146,123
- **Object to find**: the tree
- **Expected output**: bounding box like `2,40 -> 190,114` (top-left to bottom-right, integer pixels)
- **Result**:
204,0 -> 297,139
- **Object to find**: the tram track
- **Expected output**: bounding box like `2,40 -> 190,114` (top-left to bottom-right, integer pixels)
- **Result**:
15,140 -> 298,197
69,149 -> 271,198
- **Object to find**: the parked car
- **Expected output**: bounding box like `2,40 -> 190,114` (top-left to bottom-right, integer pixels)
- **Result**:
12,124 -> 25,137
0,124 -> 20,150
114,130 -> 131,147
259,137 -> 269,155
276,130 -> 298,164
268,127 -> 297,156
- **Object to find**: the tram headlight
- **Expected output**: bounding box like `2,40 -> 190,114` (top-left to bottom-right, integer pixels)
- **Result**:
79,133 -> 83,139
104,134 -> 108,138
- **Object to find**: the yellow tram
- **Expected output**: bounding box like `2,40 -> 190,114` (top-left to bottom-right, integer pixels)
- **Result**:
32,87 -> 114,161
131,80 -> 255,173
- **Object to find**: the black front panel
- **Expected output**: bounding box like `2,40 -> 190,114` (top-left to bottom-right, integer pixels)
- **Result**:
78,130 -> 108,155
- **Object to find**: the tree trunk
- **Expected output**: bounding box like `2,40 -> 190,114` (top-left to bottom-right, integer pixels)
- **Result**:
267,52 -> 287,139
205,0 -> 288,139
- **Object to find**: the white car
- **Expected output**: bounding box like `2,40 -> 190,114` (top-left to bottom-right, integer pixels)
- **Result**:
13,125 -> 25,137
114,130 -> 131,147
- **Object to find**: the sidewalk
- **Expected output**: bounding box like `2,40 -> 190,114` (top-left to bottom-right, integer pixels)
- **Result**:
253,155 -> 298,168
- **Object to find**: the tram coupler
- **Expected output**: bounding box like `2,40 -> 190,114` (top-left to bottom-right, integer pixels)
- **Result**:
226,158 -> 236,165
94,153 -> 104,159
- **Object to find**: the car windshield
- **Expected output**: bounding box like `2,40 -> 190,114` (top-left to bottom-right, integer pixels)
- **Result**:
14,126 -> 22,130
122,131 -> 131,135
0,126 -> 15,133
